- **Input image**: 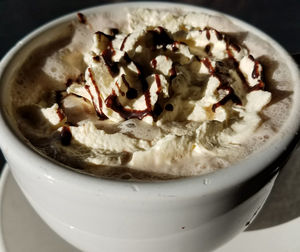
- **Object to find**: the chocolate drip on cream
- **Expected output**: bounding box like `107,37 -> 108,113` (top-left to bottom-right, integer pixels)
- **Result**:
55,91 -> 65,121
115,81 -> 125,96
95,31 -> 115,41
249,80 -> 265,91
212,87 -> 242,112
120,34 -> 130,51
205,28 -> 211,40
99,49 -> 155,120
155,74 -> 162,95
105,90 -> 152,120
225,40 -> 265,93
102,48 -> 119,77
151,58 -> 157,69
252,60 -> 260,79
94,31 -> 119,77
86,68 -> 108,120
77,13 -> 87,24
169,64 -> 177,81
231,43 -> 241,52
201,57 -> 242,111
121,74 -> 138,99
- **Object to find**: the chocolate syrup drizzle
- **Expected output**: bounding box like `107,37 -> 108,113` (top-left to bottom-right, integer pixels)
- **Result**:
60,126 -> 72,146
252,60 -> 260,79
120,34 -> 130,51
204,28 -> 223,41
201,31 -> 265,112
77,13 -> 87,24
200,57 -> 241,112
155,74 -> 162,95
49,24 -> 268,152
121,74 -> 138,99
95,31 -> 115,41
108,27 -> 176,121
58,74 -> 87,124
54,91 -> 66,121
86,68 -> 108,120
249,80 -> 265,92
95,31 -> 119,77
85,26 -> 264,121
55,90 -> 74,144
102,48 -> 119,77
226,43 -> 265,91
169,63 -> 177,81
151,58 -> 157,69
205,28 -> 211,40
105,90 -> 151,120
55,90 -> 73,145
114,81 -> 125,96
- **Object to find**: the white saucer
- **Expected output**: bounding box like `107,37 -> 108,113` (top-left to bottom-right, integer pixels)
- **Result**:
0,162 -> 300,252
0,165 -> 79,252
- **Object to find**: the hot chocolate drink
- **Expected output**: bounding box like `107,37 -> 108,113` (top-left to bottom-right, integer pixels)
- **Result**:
10,8 -> 294,180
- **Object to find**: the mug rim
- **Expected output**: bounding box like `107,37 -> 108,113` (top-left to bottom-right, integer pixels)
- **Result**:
0,1 -> 299,199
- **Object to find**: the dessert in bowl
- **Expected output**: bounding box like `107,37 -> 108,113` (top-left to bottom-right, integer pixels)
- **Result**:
0,2 -> 299,252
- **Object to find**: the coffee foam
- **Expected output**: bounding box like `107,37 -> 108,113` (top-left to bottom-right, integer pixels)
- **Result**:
9,8 -> 297,180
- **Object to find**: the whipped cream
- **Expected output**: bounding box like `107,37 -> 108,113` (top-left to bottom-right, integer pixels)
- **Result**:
12,9 -> 276,180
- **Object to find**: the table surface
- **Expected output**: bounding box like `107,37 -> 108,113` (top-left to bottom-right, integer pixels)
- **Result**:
0,0 -> 300,242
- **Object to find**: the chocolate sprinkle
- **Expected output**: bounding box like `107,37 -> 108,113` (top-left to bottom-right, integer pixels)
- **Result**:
165,104 -> 174,111
60,126 -> 72,146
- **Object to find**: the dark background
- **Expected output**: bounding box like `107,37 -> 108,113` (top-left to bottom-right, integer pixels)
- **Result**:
0,0 -> 300,59
0,0 -> 300,231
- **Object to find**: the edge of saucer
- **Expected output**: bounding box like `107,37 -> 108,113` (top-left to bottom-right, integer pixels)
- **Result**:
0,164 -> 10,252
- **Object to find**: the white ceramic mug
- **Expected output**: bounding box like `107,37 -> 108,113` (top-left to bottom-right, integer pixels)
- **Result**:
0,2 -> 299,252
